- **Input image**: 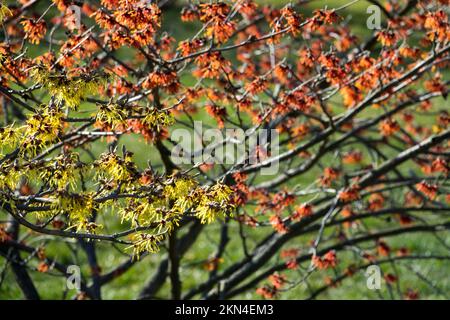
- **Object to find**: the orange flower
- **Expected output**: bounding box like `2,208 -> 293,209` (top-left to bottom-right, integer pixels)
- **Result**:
142,70 -> 179,93
431,157 -> 448,175
21,19 -> 47,44
292,204 -> 313,221
340,86 -> 361,108
205,17 -> 236,43
256,286 -> 277,299
205,104 -> 227,128
379,118 -> 400,136
269,215 -> 289,234
274,64 -> 290,83
286,259 -> 298,270
271,191 -> 295,212
416,181 -> 438,200
424,10 -> 449,42
194,52 -> 230,79
338,185 -> 360,203
199,3 -> 230,22
343,151 -> 363,164
377,240 -> 390,256
281,6 -> 303,35
181,5 -> 199,22
377,30 -> 398,47
177,39 -> 204,57
280,248 -> 300,259
269,273 -> 287,289
37,262 -> 49,273
384,273 -> 397,284
424,75 -> 447,96
312,250 -> 337,270
310,9 -> 341,30
246,77 -> 268,95
368,193 -> 385,211
320,167 -> 340,186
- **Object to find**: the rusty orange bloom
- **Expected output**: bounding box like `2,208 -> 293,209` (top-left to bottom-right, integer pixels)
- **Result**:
377,30 -> 398,47
21,19 -> 47,44
292,204 -> 313,221
379,118 -> 400,136
416,181 -> 438,200
338,185 -> 360,203
312,250 -> 337,270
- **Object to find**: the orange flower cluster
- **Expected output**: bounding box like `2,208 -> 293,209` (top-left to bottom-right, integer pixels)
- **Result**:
342,150 -> 363,164
205,104 -> 227,128
271,190 -> 295,212
142,70 -> 179,93
280,6 -> 303,35
320,167 -> 340,187
415,181 -> 438,200
177,39 -> 204,57
194,52 -> 231,79
21,19 -> 47,44
424,10 -> 450,42
292,204 -> 313,221
255,285 -> 277,299
94,1 -> 161,48
318,52 -> 347,85
269,215 -> 288,234
368,193 -> 385,211
380,118 -> 400,136
246,77 -> 268,95
377,30 -> 399,47
377,240 -> 391,256
338,185 -> 360,203
200,3 -> 235,43
312,250 -> 337,270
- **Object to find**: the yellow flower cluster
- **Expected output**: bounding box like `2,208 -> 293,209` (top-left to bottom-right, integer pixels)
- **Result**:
95,103 -> 128,129
120,173 -> 234,256
0,163 -> 21,190
127,232 -> 164,258
31,67 -> 107,109
94,151 -> 138,185
38,153 -> 81,191
142,108 -> 175,132
195,183 -> 234,224
0,125 -> 21,149
51,192 -> 98,232
0,3 -> 12,24
23,107 -> 64,150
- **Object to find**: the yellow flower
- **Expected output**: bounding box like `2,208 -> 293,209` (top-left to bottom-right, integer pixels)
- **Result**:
195,183 -> 234,224
0,3 -> 12,24
21,106 -> 64,155
31,66 -> 107,109
95,103 -> 127,129
127,232 -> 164,258
142,108 -> 174,132
51,192 -> 97,232
0,125 -> 21,149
